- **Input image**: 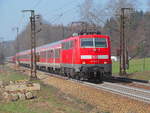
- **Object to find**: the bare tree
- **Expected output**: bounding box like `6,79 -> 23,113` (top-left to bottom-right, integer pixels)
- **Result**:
107,0 -> 137,16
80,0 -> 94,23
147,1 -> 150,12
0,40 -> 4,65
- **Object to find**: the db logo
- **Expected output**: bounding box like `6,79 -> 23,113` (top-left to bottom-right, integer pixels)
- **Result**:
92,55 -> 98,59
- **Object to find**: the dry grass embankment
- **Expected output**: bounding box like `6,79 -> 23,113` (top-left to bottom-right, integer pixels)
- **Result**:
0,64 -> 98,113
10,64 -> 150,113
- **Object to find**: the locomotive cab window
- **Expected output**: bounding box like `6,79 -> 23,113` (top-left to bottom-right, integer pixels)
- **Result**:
81,38 -> 93,47
80,38 -> 107,48
95,38 -> 107,48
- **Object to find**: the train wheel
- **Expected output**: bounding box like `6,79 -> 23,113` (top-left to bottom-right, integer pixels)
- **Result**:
70,69 -> 75,78
75,75 -> 80,80
74,73 -> 80,80
67,74 -> 71,78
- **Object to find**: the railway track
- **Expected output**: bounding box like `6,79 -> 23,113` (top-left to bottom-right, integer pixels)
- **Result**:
111,76 -> 149,83
14,65 -> 150,104
44,72 -> 150,104
82,82 -> 150,104
132,82 -> 150,87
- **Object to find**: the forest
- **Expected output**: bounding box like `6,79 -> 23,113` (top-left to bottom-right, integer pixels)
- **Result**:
2,0 -> 150,58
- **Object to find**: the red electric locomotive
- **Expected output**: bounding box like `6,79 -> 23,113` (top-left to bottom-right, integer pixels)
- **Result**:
17,32 -> 112,80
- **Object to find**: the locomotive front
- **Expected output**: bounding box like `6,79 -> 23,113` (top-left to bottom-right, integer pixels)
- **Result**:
79,35 -> 112,80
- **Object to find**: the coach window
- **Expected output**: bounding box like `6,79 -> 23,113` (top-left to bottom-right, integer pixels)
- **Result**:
40,52 -> 42,58
47,50 -> 51,58
36,52 -> 40,56
40,52 -> 43,58
50,50 -> 53,58
62,42 -> 69,49
63,41 -> 76,49
28,54 -> 31,59
43,51 -> 46,58
64,42 -> 67,49
36,52 -> 40,61
36,52 -> 40,58
62,42 -> 65,49
55,49 -> 60,58
50,50 -> 54,58
40,51 -> 45,58
26,54 -> 29,59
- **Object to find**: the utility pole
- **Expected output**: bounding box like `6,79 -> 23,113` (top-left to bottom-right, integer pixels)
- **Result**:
119,8 -> 133,76
12,27 -> 19,66
22,10 -> 37,80
0,37 -> 4,71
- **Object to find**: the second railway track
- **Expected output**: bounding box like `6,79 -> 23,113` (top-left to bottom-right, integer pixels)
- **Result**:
44,71 -> 150,104
82,82 -> 150,104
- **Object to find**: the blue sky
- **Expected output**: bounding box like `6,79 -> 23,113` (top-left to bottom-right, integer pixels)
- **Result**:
0,0 -> 149,41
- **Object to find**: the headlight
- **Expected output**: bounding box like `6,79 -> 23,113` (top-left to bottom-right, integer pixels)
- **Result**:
82,61 -> 86,64
104,61 -> 107,64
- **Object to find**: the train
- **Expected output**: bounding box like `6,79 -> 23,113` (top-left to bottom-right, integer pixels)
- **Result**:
10,32 -> 112,81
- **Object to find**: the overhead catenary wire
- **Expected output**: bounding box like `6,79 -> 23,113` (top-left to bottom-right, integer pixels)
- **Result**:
17,13 -> 26,31
21,0 -> 114,28
20,0 -> 82,26
46,3 -> 80,24
17,13 -> 30,34
52,8 -> 79,25
17,0 -> 119,37
32,0 -> 44,9
42,0 -> 82,18
12,13 -> 27,41
18,1 -> 79,35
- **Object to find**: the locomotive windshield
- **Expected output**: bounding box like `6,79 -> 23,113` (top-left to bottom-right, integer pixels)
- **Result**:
81,38 -> 93,47
81,38 -> 107,48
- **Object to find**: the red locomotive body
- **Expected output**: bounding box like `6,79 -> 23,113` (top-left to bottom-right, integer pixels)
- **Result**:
16,33 -> 112,80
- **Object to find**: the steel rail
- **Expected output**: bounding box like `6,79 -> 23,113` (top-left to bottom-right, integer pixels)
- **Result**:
38,71 -> 150,104
132,82 -> 150,87
81,82 -> 150,104
103,82 -> 150,94
16,65 -> 150,104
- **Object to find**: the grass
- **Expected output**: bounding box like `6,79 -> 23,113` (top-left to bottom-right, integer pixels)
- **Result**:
129,71 -> 150,80
0,65 -> 27,82
0,65 -> 95,113
0,84 -> 74,113
112,58 -> 150,73
112,58 -> 150,80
